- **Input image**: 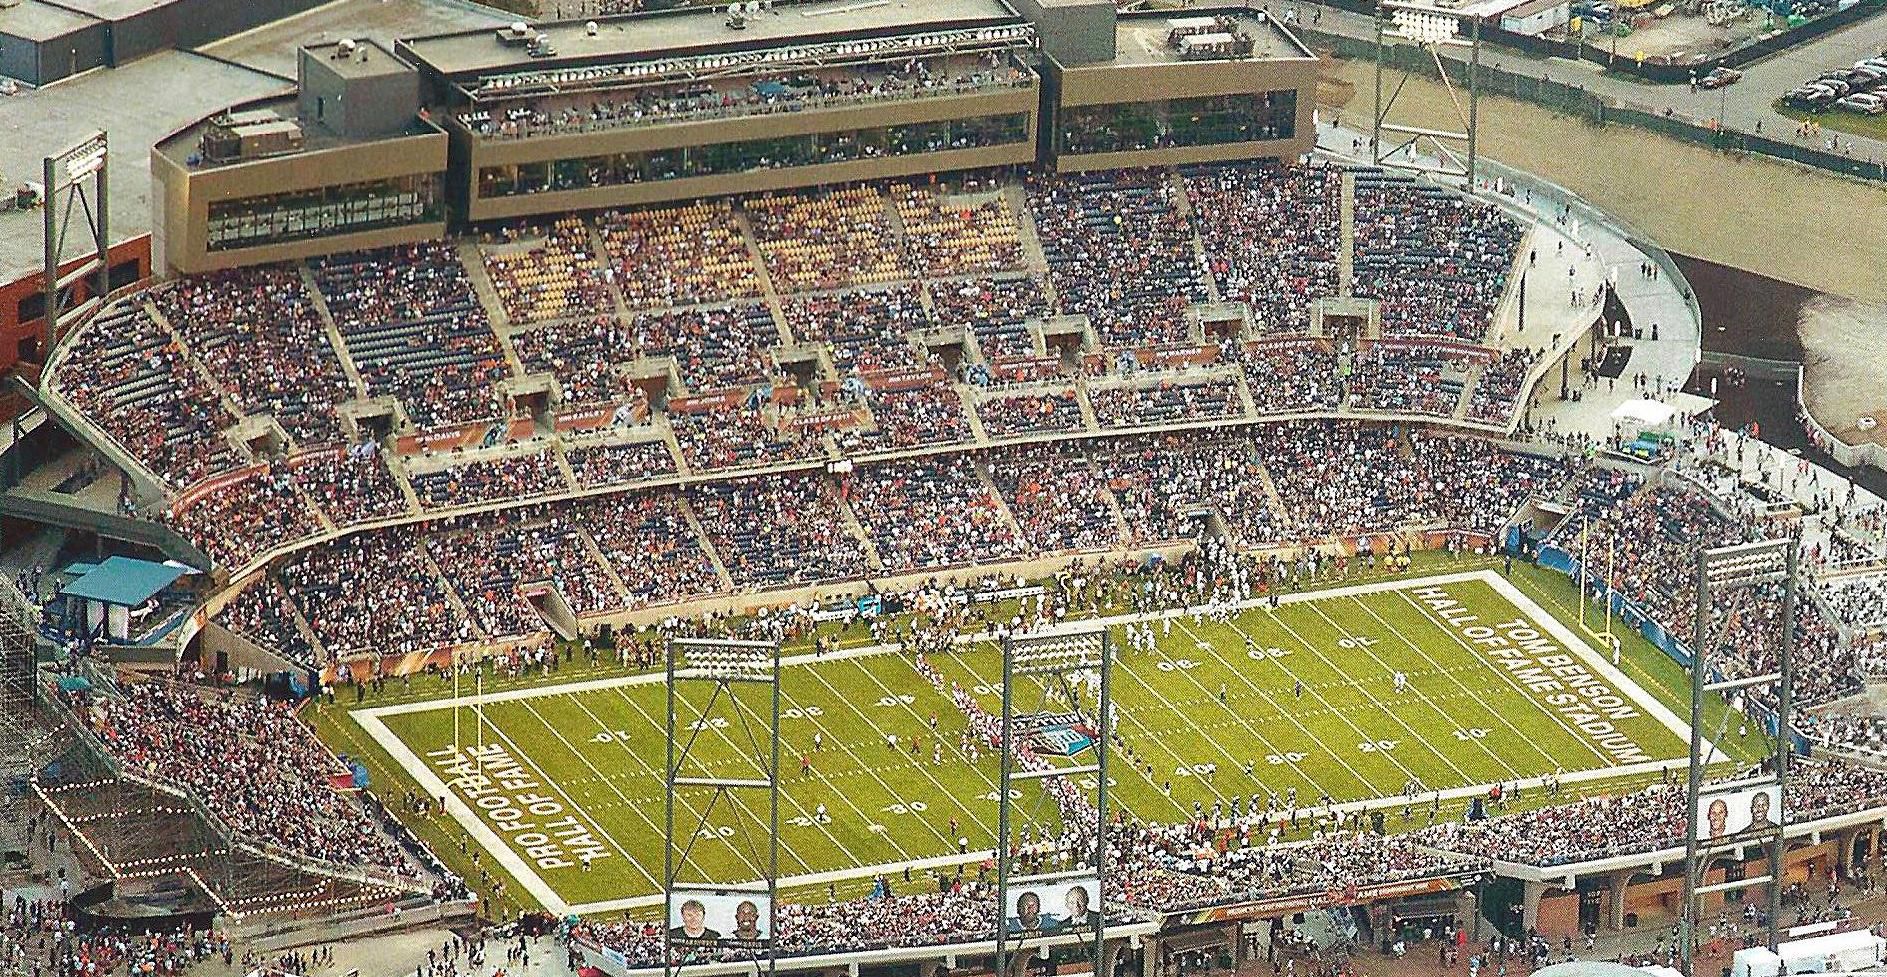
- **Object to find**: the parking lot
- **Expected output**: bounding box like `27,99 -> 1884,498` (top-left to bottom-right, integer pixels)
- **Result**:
1782,50 -> 1887,115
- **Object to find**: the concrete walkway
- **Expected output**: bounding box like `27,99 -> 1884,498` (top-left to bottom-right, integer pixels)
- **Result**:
1314,118 -> 1703,445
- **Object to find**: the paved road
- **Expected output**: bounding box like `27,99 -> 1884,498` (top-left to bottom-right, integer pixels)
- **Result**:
1293,1 -> 1887,165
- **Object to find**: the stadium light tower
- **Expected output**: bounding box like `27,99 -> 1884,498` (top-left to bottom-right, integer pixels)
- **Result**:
1371,0 -> 1481,185
1680,538 -> 1796,977
41,132 -> 110,343
996,625 -> 1111,977
664,637 -> 781,977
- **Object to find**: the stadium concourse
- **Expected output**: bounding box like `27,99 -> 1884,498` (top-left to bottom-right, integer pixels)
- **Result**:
16,139 -> 1887,977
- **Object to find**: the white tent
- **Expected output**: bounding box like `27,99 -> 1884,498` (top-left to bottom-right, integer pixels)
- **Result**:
1611,397 -> 1678,437
1732,929 -> 1887,976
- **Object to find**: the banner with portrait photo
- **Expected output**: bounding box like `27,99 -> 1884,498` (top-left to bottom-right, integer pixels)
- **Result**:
1696,785 -> 1781,841
1006,878 -> 1101,936
668,890 -> 771,950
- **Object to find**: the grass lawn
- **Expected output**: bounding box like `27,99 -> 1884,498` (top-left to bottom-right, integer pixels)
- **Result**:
1771,99 -> 1887,142
334,564 -> 1745,916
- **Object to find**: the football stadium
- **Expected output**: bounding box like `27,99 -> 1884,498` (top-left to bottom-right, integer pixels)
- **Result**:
3,0 -> 1887,975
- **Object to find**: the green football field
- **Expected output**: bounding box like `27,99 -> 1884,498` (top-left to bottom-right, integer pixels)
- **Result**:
354,569 -> 1692,914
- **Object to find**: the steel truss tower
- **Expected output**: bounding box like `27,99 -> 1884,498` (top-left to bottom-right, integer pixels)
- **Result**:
664,637 -> 781,977
0,577 -> 40,857
997,625 -> 1111,977
1372,1 -> 1481,185
1680,538 -> 1797,976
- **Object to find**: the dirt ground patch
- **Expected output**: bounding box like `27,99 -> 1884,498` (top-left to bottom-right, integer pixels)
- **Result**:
1799,294 -> 1887,449
1318,56 -> 1887,304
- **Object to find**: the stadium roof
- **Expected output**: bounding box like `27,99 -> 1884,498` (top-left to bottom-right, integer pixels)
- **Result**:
0,1 -> 102,42
196,0 -> 511,78
399,0 -> 1024,78
60,556 -> 189,606
1110,9 -> 1315,65
0,50 -> 290,284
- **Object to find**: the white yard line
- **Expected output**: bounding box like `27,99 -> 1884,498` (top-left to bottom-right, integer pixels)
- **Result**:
1158,616 -> 1362,795
799,664 -> 997,842
949,646 -> 1195,821
553,688 -> 784,877
600,685 -> 856,876
1345,595 -> 1563,773
1298,598 -> 1521,783
1221,610 -> 1434,787
1479,571 -> 1697,745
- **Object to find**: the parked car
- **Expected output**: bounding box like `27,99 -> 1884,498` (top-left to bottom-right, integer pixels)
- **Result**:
1839,92 -> 1887,114
1699,66 -> 1743,88
1789,85 -> 1839,111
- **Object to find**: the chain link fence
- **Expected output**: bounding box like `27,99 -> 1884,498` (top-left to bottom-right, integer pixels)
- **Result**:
1311,29 -> 1887,184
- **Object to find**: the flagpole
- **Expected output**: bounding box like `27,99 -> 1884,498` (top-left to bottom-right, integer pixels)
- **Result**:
1605,533 -> 1616,644
1578,516 -> 1589,628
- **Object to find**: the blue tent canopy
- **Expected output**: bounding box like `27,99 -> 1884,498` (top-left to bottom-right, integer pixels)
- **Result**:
59,556 -> 189,607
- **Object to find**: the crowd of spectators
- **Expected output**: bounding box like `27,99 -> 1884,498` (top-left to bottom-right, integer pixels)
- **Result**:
844,383 -> 973,452
1089,377 -> 1243,429
1027,169 -> 1209,349
577,878 -> 997,964
1238,340 -> 1342,414
71,680 -> 415,872
425,506 -> 619,631
598,201 -> 761,310
687,474 -> 871,588
1546,477 -> 1858,706
566,439 -> 677,487
168,462 -> 320,570
670,403 -> 826,472
1820,572 -> 1887,630
278,524 -> 470,658
846,455 -> 1026,572
783,285 -> 932,374
986,442 -> 1120,554
928,275 -> 1051,361
1184,162 -> 1342,335
409,450 -> 569,509
1422,762 -> 1887,866
151,266 -> 350,446
1352,174 -> 1522,342
1800,711 -> 1887,761
56,301 -> 237,489
311,243 -> 509,431
577,492 -> 724,607
1344,342 -> 1473,417
295,443 -> 410,525
975,389 -> 1085,438
219,577 -> 322,668
631,303 -> 782,391
1467,347 -> 1540,424
893,186 -> 1025,278
748,187 -> 910,293
1100,433 -> 1280,546
1261,422 -> 1573,539
480,218 -> 612,325
511,315 -> 636,405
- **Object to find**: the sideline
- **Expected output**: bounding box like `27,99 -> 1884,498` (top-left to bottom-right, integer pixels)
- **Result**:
352,568 -> 1701,915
